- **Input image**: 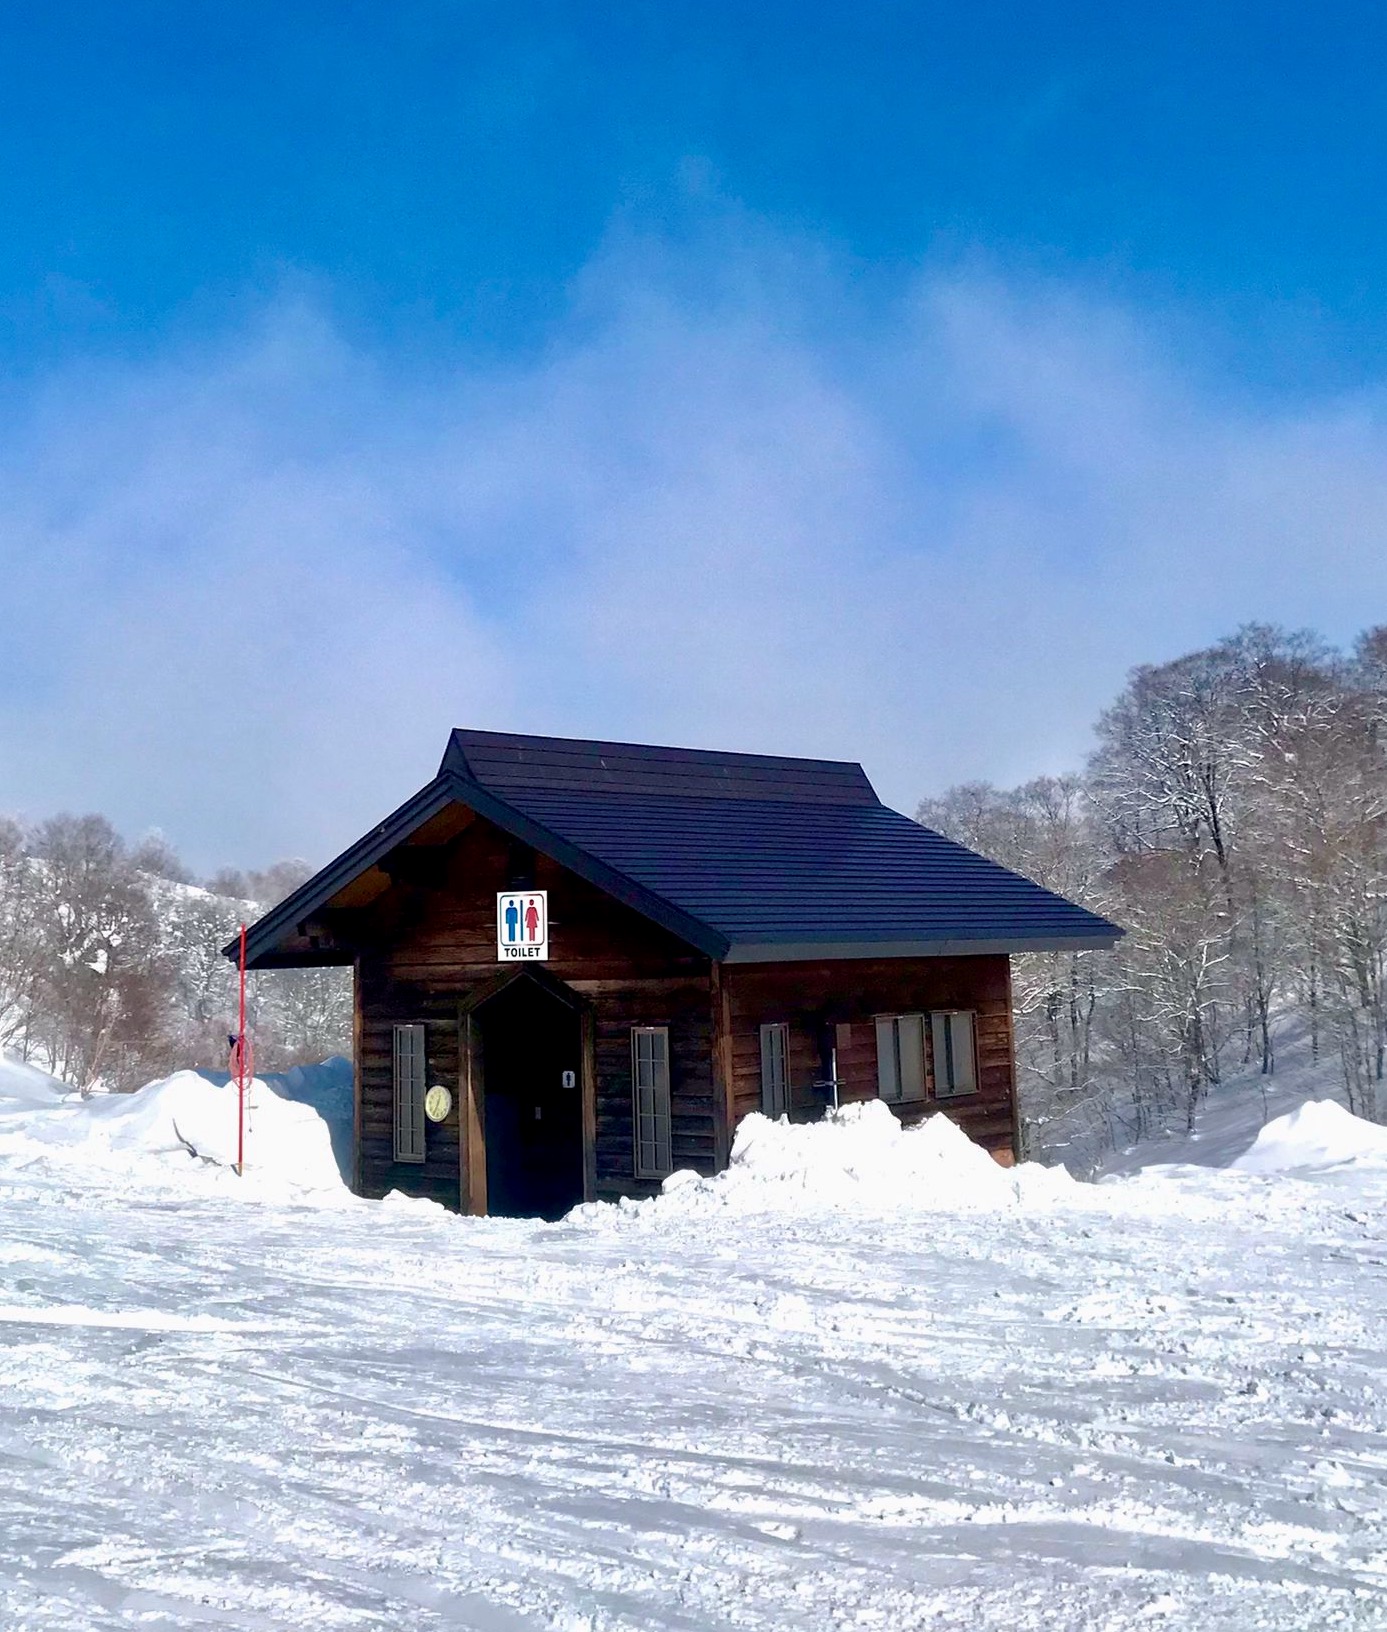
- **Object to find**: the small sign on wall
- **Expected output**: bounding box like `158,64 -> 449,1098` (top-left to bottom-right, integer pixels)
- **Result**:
497,890 -> 549,961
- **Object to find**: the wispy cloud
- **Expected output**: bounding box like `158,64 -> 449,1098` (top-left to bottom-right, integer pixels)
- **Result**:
1,221 -> 1385,869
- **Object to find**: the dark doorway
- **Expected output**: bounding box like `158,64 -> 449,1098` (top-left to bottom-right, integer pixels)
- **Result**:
478,976 -> 585,1220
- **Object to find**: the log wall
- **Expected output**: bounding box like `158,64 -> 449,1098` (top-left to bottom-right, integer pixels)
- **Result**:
723,955 -> 1018,1158
353,815 -> 711,1206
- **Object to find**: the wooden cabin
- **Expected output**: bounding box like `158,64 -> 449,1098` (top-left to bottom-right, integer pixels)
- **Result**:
233,730 -> 1121,1216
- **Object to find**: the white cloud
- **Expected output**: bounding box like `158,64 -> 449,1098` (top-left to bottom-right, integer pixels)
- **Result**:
1,229 -> 1385,870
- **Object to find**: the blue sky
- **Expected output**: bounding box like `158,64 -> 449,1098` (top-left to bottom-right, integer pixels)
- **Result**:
6,1 -> 1387,384
2,3 -> 1386,867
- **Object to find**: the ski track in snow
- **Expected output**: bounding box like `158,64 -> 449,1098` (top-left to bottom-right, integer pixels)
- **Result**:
2,1099 -> 1387,1625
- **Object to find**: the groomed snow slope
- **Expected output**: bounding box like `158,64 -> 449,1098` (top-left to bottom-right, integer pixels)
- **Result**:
2,1068 -> 1387,1629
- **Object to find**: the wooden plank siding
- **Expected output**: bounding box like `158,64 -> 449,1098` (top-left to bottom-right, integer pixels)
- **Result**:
353,814 -> 712,1206
357,996 -> 462,1206
723,955 -> 1018,1159
589,975 -> 714,1199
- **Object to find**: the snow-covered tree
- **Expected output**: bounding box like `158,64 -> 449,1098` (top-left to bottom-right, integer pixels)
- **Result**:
922,620 -> 1387,1165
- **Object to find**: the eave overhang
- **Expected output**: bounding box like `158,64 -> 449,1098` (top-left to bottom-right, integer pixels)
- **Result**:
225,771 -> 731,970
720,932 -> 1123,964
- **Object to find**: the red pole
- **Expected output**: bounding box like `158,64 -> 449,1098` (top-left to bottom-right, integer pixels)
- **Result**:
237,922 -> 248,1176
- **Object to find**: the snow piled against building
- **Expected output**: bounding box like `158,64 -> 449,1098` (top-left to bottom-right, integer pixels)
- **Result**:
7,1045 -> 1387,1225
0,1053 -> 347,1201
635,1099 -> 1078,1219
656,1065 -> 1387,1225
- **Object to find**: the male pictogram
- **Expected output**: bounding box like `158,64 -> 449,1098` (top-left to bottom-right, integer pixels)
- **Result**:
496,889 -> 548,961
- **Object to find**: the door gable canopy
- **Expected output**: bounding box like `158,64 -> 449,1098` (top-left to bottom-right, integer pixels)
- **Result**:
459,964 -> 590,1018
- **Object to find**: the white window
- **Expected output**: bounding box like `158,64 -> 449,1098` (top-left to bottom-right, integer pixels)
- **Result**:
931,1011 -> 978,1098
759,1023 -> 789,1117
632,1026 -> 672,1178
392,1023 -> 427,1163
875,1014 -> 926,1104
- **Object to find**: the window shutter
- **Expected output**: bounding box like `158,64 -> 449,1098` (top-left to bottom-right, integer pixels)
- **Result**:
760,1023 -> 789,1117
875,1016 -> 899,1101
930,1012 -> 950,1097
632,1027 -> 672,1179
897,1015 -> 926,1102
393,1023 -> 427,1163
949,1011 -> 977,1095
931,1011 -> 978,1098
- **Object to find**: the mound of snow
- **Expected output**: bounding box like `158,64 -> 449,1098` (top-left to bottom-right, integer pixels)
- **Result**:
0,1067 -> 346,1200
1231,1098 -> 1387,1175
0,1052 -> 70,1108
198,1056 -> 354,1186
271,1055 -> 352,1123
651,1100 -> 1073,1217
270,1057 -> 354,1185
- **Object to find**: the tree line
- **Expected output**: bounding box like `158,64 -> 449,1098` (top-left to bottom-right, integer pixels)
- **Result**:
8,622 -> 1382,1134
0,815 -> 349,1091
918,623 -> 1387,1169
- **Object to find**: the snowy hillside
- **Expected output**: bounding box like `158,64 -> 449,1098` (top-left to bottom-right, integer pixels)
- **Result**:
1099,1016 -> 1361,1176
0,819 -> 349,1092
2,1059 -> 1386,1629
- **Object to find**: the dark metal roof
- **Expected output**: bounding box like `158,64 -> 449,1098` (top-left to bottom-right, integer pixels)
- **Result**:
440,728 -> 878,805
234,729 -> 1123,968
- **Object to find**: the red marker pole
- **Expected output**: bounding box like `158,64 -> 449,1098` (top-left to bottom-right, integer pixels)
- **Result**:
236,922 -> 248,1176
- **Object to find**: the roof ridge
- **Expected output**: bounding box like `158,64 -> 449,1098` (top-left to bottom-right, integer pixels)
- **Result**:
439,727 -> 881,807
441,725 -> 869,773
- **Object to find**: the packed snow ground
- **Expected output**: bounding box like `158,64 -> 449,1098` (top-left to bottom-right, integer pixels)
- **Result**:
2,1060 -> 1387,1629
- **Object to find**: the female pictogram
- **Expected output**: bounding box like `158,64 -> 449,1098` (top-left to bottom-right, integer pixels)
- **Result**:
496,890 -> 550,961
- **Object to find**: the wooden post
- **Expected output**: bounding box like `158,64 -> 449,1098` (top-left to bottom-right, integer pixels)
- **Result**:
1005,956 -> 1023,1164
235,924 -> 248,1176
351,958 -> 365,1196
459,1010 -> 488,1215
580,1007 -> 598,1203
710,962 -> 736,1170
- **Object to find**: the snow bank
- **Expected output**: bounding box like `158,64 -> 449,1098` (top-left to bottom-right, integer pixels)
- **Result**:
1231,1098 -> 1387,1175
0,1063 -> 347,1201
270,1055 -> 352,1125
270,1056 -> 354,1185
197,1055 -> 354,1186
649,1100 -> 1074,1218
0,1052 -> 69,1108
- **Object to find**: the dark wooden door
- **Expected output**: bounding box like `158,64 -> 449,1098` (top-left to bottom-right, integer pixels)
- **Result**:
479,979 -> 584,1219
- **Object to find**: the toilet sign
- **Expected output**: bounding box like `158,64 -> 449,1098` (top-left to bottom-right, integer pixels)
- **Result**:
497,890 -> 549,961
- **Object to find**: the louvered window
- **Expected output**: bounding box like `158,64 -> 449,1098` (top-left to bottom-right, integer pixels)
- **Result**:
392,1023 -> 427,1163
875,1014 -> 927,1103
931,1011 -> 978,1099
632,1026 -> 672,1179
760,1023 -> 789,1117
